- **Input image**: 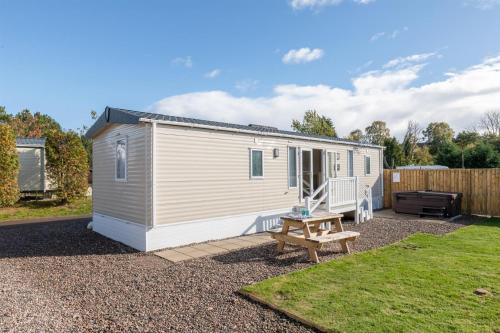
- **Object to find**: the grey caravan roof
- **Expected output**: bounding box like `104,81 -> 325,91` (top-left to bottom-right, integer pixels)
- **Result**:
16,137 -> 46,148
85,106 -> 384,149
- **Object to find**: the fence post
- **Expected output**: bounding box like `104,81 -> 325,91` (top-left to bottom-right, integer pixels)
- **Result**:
468,169 -> 472,215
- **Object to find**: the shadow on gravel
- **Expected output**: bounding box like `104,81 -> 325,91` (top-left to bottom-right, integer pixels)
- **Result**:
374,210 -> 475,226
211,242 -> 344,267
0,218 -> 137,258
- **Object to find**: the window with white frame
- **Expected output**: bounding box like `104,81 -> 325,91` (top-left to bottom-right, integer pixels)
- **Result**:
327,151 -> 336,178
250,149 -> 264,178
364,155 -> 371,176
347,150 -> 354,177
288,147 -> 297,187
116,138 -> 127,181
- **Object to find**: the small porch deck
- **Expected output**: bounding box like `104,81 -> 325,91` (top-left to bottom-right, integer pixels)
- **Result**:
301,176 -> 374,224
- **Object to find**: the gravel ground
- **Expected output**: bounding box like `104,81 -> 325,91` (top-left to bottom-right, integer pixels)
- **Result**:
0,215 -> 469,333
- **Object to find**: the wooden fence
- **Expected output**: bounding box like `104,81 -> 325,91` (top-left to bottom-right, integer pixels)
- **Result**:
383,169 -> 500,217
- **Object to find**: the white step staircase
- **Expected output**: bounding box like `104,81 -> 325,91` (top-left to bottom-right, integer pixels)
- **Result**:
303,176 -> 373,224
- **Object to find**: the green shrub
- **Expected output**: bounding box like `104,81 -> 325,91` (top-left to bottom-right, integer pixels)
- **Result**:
46,130 -> 89,203
0,124 -> 20,207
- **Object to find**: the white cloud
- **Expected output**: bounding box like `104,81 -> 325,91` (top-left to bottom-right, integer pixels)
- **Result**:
389,26 -> 408,39
351,60 -> 374,73
383,52 -> 440,69
282,48 -> 324,64
235,79 -> 259,92
204,69 -> 221,79
150,55 -> 500,139
353,65 -> 422,94
371,27 -> 408,42
465,0 -> 500,9
289,0 -> 374,9
171,56 -> 193,68
370,32 -> 385,42
289,0 -> 342,10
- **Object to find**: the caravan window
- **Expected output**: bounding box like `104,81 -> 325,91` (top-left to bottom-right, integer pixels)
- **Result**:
364,155 -> 371,175
288,147 -> 297,188
250,149 -> 264,178
115,138 -> 127,181
347,150 -> 354,177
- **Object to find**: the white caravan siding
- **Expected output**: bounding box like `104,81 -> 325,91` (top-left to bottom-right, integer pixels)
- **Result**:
92,124 -> 152,225
154,124 -> 383,226
17,147 -> 44,191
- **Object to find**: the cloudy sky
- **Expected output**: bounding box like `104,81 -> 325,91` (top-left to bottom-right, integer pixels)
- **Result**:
1,0 -> 499,138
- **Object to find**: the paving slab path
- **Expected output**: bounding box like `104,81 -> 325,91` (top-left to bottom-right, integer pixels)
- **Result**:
0,216 -> 467,332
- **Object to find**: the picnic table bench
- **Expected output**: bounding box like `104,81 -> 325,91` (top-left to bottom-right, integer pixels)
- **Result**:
268,213 -> 360,263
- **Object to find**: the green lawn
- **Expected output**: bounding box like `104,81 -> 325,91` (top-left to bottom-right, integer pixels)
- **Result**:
0,197 -> 92,222
243,219 -> 500,333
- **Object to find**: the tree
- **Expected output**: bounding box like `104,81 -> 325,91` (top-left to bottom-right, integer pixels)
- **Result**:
402,121 -> 423,164
423,122 -> 454,154
414,146 -> 434,165
45,130 -> 89,203
484,135 -> 500,153
292,110 -> 337,137
434,142 -> 462,168
479,111 -> 500,137
0,106 -> 11,123
347,129 -> 364,142
78,110 -> 98,167
454,131 -> 480,168
383,137 -> 404,168
9,109 -> 61,138
79,127 -> 93,168
0,124 -> 20,207
364,121 -> 390,146
464,142 -> 500,168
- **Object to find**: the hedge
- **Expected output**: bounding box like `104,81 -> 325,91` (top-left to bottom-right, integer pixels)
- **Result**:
0,124 -> 20,207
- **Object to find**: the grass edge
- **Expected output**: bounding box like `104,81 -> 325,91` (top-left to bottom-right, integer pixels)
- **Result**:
238,289 -> 335,333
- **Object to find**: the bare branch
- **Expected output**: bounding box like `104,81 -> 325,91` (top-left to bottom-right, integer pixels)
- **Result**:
479,111 -> 500,136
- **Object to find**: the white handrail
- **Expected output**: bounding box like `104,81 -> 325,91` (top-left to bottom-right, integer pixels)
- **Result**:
305,178 -> 329,214
303,180 -> 311,196
310,179 -> 328,200
310,191 -> 328,213
304,176 -> 373,221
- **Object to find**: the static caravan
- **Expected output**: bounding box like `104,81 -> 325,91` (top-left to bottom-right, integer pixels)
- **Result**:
16,138 -> 50,194
86,107 -> 384,251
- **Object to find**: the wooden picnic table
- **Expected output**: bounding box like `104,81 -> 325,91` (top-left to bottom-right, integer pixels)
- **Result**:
269,213 -> 360,263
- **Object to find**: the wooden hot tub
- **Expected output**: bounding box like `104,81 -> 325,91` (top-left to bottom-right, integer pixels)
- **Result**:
392,191 -> 462,217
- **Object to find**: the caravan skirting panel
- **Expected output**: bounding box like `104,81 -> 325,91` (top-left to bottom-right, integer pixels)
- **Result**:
146,208 -> 291,251
92,213 -> 147,251
92,208 -> 291,252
